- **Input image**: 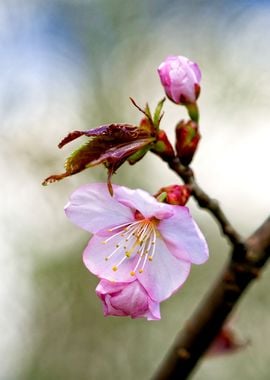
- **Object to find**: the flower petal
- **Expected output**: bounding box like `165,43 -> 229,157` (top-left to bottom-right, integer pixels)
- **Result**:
65,183 -> 133,233
109,281 -> 149,317
96,279 -> 161,320
114,186 -> 173,219
83,235 -> 137,283
96,280 -> 128,317
158,206 -> 209,264
147,299 -> 161,320
137,236 -> 191,302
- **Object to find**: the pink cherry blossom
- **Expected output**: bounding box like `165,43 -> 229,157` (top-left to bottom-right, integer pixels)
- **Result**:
206,324 -> 249,357
65,183 -> 209,305
158,55 -> 201,105
96,279 -> 161,320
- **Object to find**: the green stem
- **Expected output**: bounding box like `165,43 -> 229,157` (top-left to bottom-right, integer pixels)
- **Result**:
186,103 -> 199,123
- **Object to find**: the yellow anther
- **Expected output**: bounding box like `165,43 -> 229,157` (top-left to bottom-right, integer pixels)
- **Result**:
101,241 -> 107,244
139,269 -> 143,274
125,252 -> 131,258
130,271 -> 135,276
148,256 -> 153,261
112,266 -> 118,272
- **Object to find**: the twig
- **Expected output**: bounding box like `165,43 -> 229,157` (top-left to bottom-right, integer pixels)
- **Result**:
152,217 -> 270,379
167,157 -> 243,246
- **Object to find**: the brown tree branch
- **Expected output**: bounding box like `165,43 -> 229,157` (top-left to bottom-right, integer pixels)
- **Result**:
166,157 -> 243,246
152,213 -> 270,379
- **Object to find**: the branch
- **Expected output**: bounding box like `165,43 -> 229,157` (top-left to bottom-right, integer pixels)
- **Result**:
167,157 -> 243,246
152,217 -> 270,380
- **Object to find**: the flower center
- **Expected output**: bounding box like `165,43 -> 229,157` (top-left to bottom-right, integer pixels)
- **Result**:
101,217 -> 158,276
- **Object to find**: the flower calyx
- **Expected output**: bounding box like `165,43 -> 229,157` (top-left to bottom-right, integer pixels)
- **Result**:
131,98 -> 175,160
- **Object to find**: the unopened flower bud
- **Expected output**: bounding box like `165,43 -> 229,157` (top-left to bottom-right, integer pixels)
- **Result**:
176,120 -> 200,166
206,324 -> 249,358
151,130 -> 175,160
155,185 -> 191,206
158,55 -> 201,105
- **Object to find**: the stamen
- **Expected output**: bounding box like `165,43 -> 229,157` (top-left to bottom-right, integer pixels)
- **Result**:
107,221 -> 133,232
104,244 -> 122,261
140,225 -> 156,272
148,228 -> 157,260
116,254 -> 129,266
102,229 -> 126,244
104,218 -> 158,276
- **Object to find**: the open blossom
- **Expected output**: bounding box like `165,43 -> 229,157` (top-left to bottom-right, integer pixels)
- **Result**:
65,183 -> 209,314
158,55 -> 201,105
96,279 -> 161,320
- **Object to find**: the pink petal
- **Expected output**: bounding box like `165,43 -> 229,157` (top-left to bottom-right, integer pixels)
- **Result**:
96,279 -> 161,320
158,206 -> 209,264
147,299 -> 161,320
189,61 -> 202,82
109,282 -> 149,316
65,183 -> 134,233
137,236 -> 191,302
103,294 -> 127,317
114,186 -> 173,219
96,280 -> 126,294
83,235 -> 137,283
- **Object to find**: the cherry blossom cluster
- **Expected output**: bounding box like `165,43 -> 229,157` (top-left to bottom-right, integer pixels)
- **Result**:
44,55 -> 208,320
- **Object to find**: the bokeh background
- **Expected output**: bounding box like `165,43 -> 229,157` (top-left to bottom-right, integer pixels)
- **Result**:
1,1 -> 270,379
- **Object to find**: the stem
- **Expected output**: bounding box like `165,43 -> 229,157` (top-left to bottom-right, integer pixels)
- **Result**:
186,103 -> 199,123
152,217 -> 270,380
167,157 -> 243,247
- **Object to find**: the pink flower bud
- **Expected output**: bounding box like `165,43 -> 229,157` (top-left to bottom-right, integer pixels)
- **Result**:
158,55 -> 201,105
206,324 -> 249,357
96,279 -> 161,320
155,185 -> 191,206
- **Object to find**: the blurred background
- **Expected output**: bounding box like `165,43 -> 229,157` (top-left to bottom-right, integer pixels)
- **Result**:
1,0 -> 270,379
